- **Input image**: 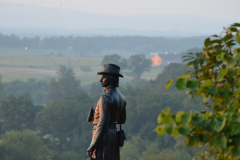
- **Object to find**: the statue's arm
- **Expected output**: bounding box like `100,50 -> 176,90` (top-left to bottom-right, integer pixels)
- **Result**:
90,95 -> 111,149
118,101 -> 126,124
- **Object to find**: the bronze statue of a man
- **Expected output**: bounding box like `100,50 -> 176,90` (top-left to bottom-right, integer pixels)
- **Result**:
87,64 -> 126,160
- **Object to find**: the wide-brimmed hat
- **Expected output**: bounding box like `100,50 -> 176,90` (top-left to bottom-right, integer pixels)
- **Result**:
97,64 -> 124,78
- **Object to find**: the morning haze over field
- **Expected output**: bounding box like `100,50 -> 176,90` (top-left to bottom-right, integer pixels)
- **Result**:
0,0 -> 240,160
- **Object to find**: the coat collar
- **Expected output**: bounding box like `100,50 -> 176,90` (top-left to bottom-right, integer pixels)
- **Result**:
104,85 -> 117,93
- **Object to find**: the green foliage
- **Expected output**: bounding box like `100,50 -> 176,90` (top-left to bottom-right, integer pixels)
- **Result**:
156,23 -> 240,159
179,47 -> 202,58
154,63 -> 190,92
140,143 -> 178,160
0,95 -> 43,132
127,54 -> 151,78
120,141 -> 141,160
0,75 -> 6,100
4,78 -> 48,104
60,151 -> 84,160
0,33 -> 206,53
101,54 -> 127,69
47,65 -> 81,101
80,65 -> 92,72
35,91 -> 93,154
57,65 -> 75,77
0,130 -> 51,160
88,82 -> 103,98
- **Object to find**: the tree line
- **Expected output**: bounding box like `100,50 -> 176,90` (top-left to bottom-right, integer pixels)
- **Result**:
0,33 -> 206,54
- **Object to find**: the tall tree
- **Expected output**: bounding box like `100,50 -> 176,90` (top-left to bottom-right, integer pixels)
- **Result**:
57,65 -> 75,77
0,75 -> 6,100
127,54 -> 151,78
0,130 -> 51,160
0,95 -> 43,132
101,54 -> 127,69
35,92 -> 92,156
47,65 -> 81,102
156,23 -> 240,159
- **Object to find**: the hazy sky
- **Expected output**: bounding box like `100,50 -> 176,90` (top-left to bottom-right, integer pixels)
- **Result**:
1,0 -> 240,20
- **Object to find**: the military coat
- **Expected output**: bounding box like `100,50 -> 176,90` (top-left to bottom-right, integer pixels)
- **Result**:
90,86 -> 126,160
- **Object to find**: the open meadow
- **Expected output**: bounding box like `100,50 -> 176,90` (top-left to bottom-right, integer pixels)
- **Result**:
0,48 -> 162,86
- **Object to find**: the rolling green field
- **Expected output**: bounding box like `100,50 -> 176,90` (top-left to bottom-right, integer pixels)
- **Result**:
0,48 -> 162,86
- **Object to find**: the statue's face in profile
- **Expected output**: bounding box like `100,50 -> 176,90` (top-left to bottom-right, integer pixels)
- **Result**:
100,75 -> 112,87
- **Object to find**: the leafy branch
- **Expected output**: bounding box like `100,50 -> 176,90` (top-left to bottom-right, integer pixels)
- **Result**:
156,23 -> 240,160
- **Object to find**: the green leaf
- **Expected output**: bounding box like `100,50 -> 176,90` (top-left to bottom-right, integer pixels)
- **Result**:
196,87 -> 206,96
217,69 -> 228,82
234,87 -> 240,97
216,54 -> 223,61
186,79 -> 197,89
213,118 -> 226,132
184,71 -> 192,76
164,108 -> 170,115
223,35 -> 233,42
193,60 -> 198,69
232,23 -> 240,27
201,79 -> 212,87
210,137 -> 216,146
227,70 -> 235,77
228,105 -> 235,113
162,115 -> 174,125
202,135 -> 208,142
178,127 -> 190,136
235,37 -> 240,44
190,70 -> 198,78
233,48 -> 238,57
155,125 -> 165,136
192,114 -> 205,123
181,112 -> 191,124
227,58 -> 237,69
237,30 -> 240,37
165,79 -> 174,89
204,112 -> 210,120
204,38 -> 211,47
171,128 -> 179,137
226,112 -> 232,120
231,147 -> 240,157
232,123 -> 240,134
166,126 -> 174,135
207,86 -> 218,94
219,88 -> 229,98
211,39 -> 222,44
193,135 -> 199,145
230,27 -> 237,32
176,111 -> 184,123
185,136 -> 195,148
216,136 -> 227,148
175,78 -> 187,91
202,94 -> 211,103
224,98 -> 232,105
157,114 -> 163,123
186,61 -> 193,67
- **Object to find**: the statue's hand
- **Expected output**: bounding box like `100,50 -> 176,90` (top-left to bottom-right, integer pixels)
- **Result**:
87,146 -> 94,158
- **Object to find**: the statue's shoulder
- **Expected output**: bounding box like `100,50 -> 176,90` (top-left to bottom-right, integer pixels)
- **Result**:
102,93 -> 112,99
100,92 -> 115,104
